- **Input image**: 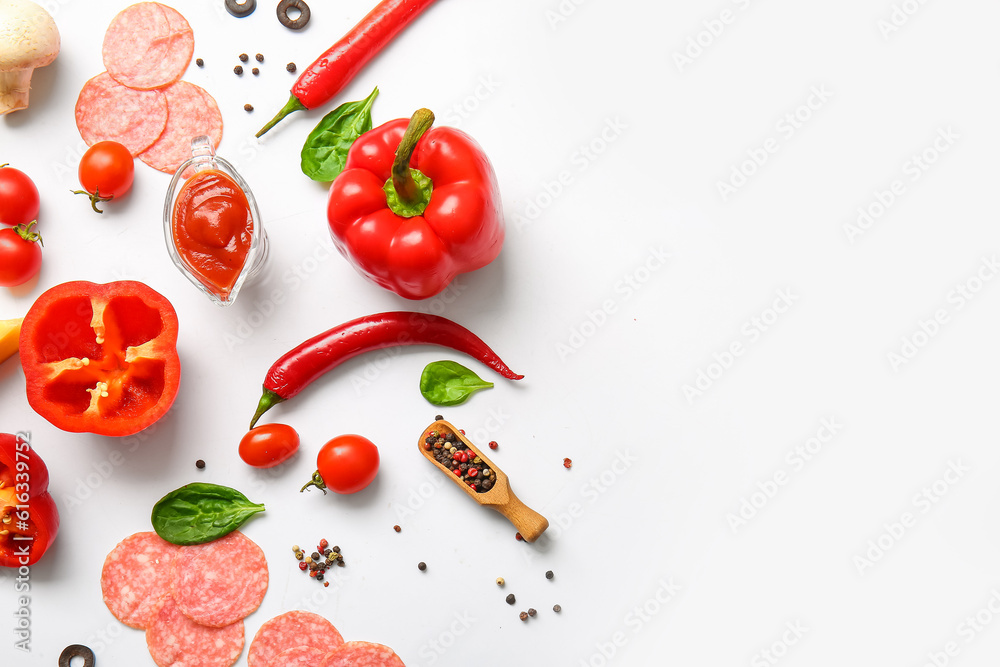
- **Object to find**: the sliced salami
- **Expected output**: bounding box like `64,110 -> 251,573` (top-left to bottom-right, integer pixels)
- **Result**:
101,532 -> 179,629
263,646 -> 327,667
171,530 -> 267,628
248,611 -> 345,667
102,2 -> 194,90
321,641 -> 406,667
75,72 -> 168,156
146,596 -> 244,667
139,81 -> 223,174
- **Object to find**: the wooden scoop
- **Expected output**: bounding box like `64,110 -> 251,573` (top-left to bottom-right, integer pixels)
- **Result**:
418,419 -> 548,542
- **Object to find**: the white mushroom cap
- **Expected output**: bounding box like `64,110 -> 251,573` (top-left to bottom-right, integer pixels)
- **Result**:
0,0 -> 59,115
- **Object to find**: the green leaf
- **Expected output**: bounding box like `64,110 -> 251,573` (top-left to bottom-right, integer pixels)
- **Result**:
300,86 -> 379,182
420,360 -> 494,406
151,482 -> 265,545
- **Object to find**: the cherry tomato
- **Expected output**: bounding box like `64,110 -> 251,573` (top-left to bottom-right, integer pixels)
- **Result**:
0,223 -> 42,287
302,434 -> 380,495
75,141 -> 135,214
239,423 -> 300,468
0,164 -> 40,227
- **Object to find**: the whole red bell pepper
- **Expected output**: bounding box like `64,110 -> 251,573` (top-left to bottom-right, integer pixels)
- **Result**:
327,108 -> 504,300
19,280 -> 181,437
0,433 -> 59,567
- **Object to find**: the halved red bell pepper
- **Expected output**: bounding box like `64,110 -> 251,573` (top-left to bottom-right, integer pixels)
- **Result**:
327,108 -> 504,300
19,281 -> 181,437
0,433 -> 59,567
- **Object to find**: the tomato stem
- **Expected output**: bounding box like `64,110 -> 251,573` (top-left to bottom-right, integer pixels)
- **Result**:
14,221 -> 42,247
72,188 -> 114,214
300,471 -> 328,495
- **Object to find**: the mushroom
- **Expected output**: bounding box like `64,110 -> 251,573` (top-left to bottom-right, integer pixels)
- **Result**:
0,0 -> 59,115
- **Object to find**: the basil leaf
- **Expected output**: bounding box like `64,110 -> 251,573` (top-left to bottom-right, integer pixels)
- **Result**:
300,86 -> 379,182
151,482 -> 265,545
420,361 -> 495,406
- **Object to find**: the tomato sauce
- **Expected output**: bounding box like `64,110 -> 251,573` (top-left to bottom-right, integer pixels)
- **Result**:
172,170 -> 253,300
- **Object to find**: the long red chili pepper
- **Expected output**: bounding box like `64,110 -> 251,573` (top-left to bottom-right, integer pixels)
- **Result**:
256,0 -> 439,138
250,312 -> 523,428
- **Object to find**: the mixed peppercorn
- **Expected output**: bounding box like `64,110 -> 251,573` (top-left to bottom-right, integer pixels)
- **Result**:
292,538 -> 344,586
422,428 -> 495,493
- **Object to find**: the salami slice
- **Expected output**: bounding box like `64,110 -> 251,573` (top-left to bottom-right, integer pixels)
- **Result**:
263,646 -> 326,667
248,611 -> 344,667
171,531 -> 267,628
146,596 -> 244,667
75,72 -> 168,156
139,81 -> 223,175
321,642 -> 406,667
101,532 -> 180,629
102,2 -> 194,90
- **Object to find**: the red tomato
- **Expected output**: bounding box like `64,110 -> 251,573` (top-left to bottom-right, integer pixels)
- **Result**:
0,164 -> 40,227
239,424 -> 300,468
306,434 -> 380,495
76,141 -> 135,213
0,223 -> 42,286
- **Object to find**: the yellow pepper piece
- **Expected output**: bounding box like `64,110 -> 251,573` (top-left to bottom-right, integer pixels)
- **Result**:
0,318 -> 23,365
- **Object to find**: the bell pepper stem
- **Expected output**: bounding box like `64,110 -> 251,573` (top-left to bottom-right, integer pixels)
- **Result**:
249,388 -> 285,429
256,94 -> 307,138
391,108 -> 435,204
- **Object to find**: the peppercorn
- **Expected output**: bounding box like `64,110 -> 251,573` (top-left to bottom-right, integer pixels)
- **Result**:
255,53 -> 264,62
252,67 -> 259,75
505,594 -> 515,605
244,104 -> 253,112
496,577 -> 504,587
515,532 -> 523,541
319,538 -> 329,550
316,573 -> 324,581
234,65 -> 243,75
195,58 -> 204,67
332,545 -> 341,553
434,414 -> 443,421
311,552 -> 320,561
417,562 -> 427,571
298,562 -> 307,571
489,440 -> 498,450
239,53 -> 249,62
563,458 -> 572,469
553,604 -> 562,613
528,608 -> 537,617
545,570 -> 554,580
519,611 -> 528,621
195,459 -> 205,469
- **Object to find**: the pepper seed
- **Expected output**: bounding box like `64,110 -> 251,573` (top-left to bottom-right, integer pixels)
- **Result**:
239,53 -> 249,62
528,608 -> 537,617
195,459 -> 205,469
286,62 -> 296,72
553,604 -> 562,613
234,65 -> 243,75
496,577 -> 504,587
255,53 -> 264,62
393,525 -> 401,533
545,570 -> 554,580
252,67 -> 259,76
195,58 -> 204,67
244,104 -> 253,112
417,562 -> 427,571
505,594 -> 515,605
519,611 -> 528,622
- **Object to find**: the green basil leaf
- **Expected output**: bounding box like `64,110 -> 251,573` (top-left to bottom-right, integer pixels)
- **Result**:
300,86 -> 379,182
151,482 -> 265,545
420,360 -> 495,406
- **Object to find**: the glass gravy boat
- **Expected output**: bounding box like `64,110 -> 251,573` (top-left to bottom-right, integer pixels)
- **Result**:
162,136 -> 268,307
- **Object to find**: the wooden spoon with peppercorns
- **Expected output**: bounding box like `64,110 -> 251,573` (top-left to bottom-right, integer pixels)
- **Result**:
418,419 -> 548,542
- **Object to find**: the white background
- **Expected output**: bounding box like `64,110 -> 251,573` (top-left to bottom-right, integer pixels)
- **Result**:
2,0 -> 1000,665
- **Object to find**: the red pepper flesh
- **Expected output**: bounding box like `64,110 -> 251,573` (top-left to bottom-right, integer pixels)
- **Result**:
328,110 -> 504,299
19,281 -> 181,437
251,312 -> 522,428
256,0 -> 439,137
0,433 -> 59,567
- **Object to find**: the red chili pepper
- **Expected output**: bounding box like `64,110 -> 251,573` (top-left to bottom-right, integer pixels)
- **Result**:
250,312 -> 522,428
256,0 -> 439,137
19,281 -> 181,436
328,108 -> 504,299
0,433 -> 59,567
